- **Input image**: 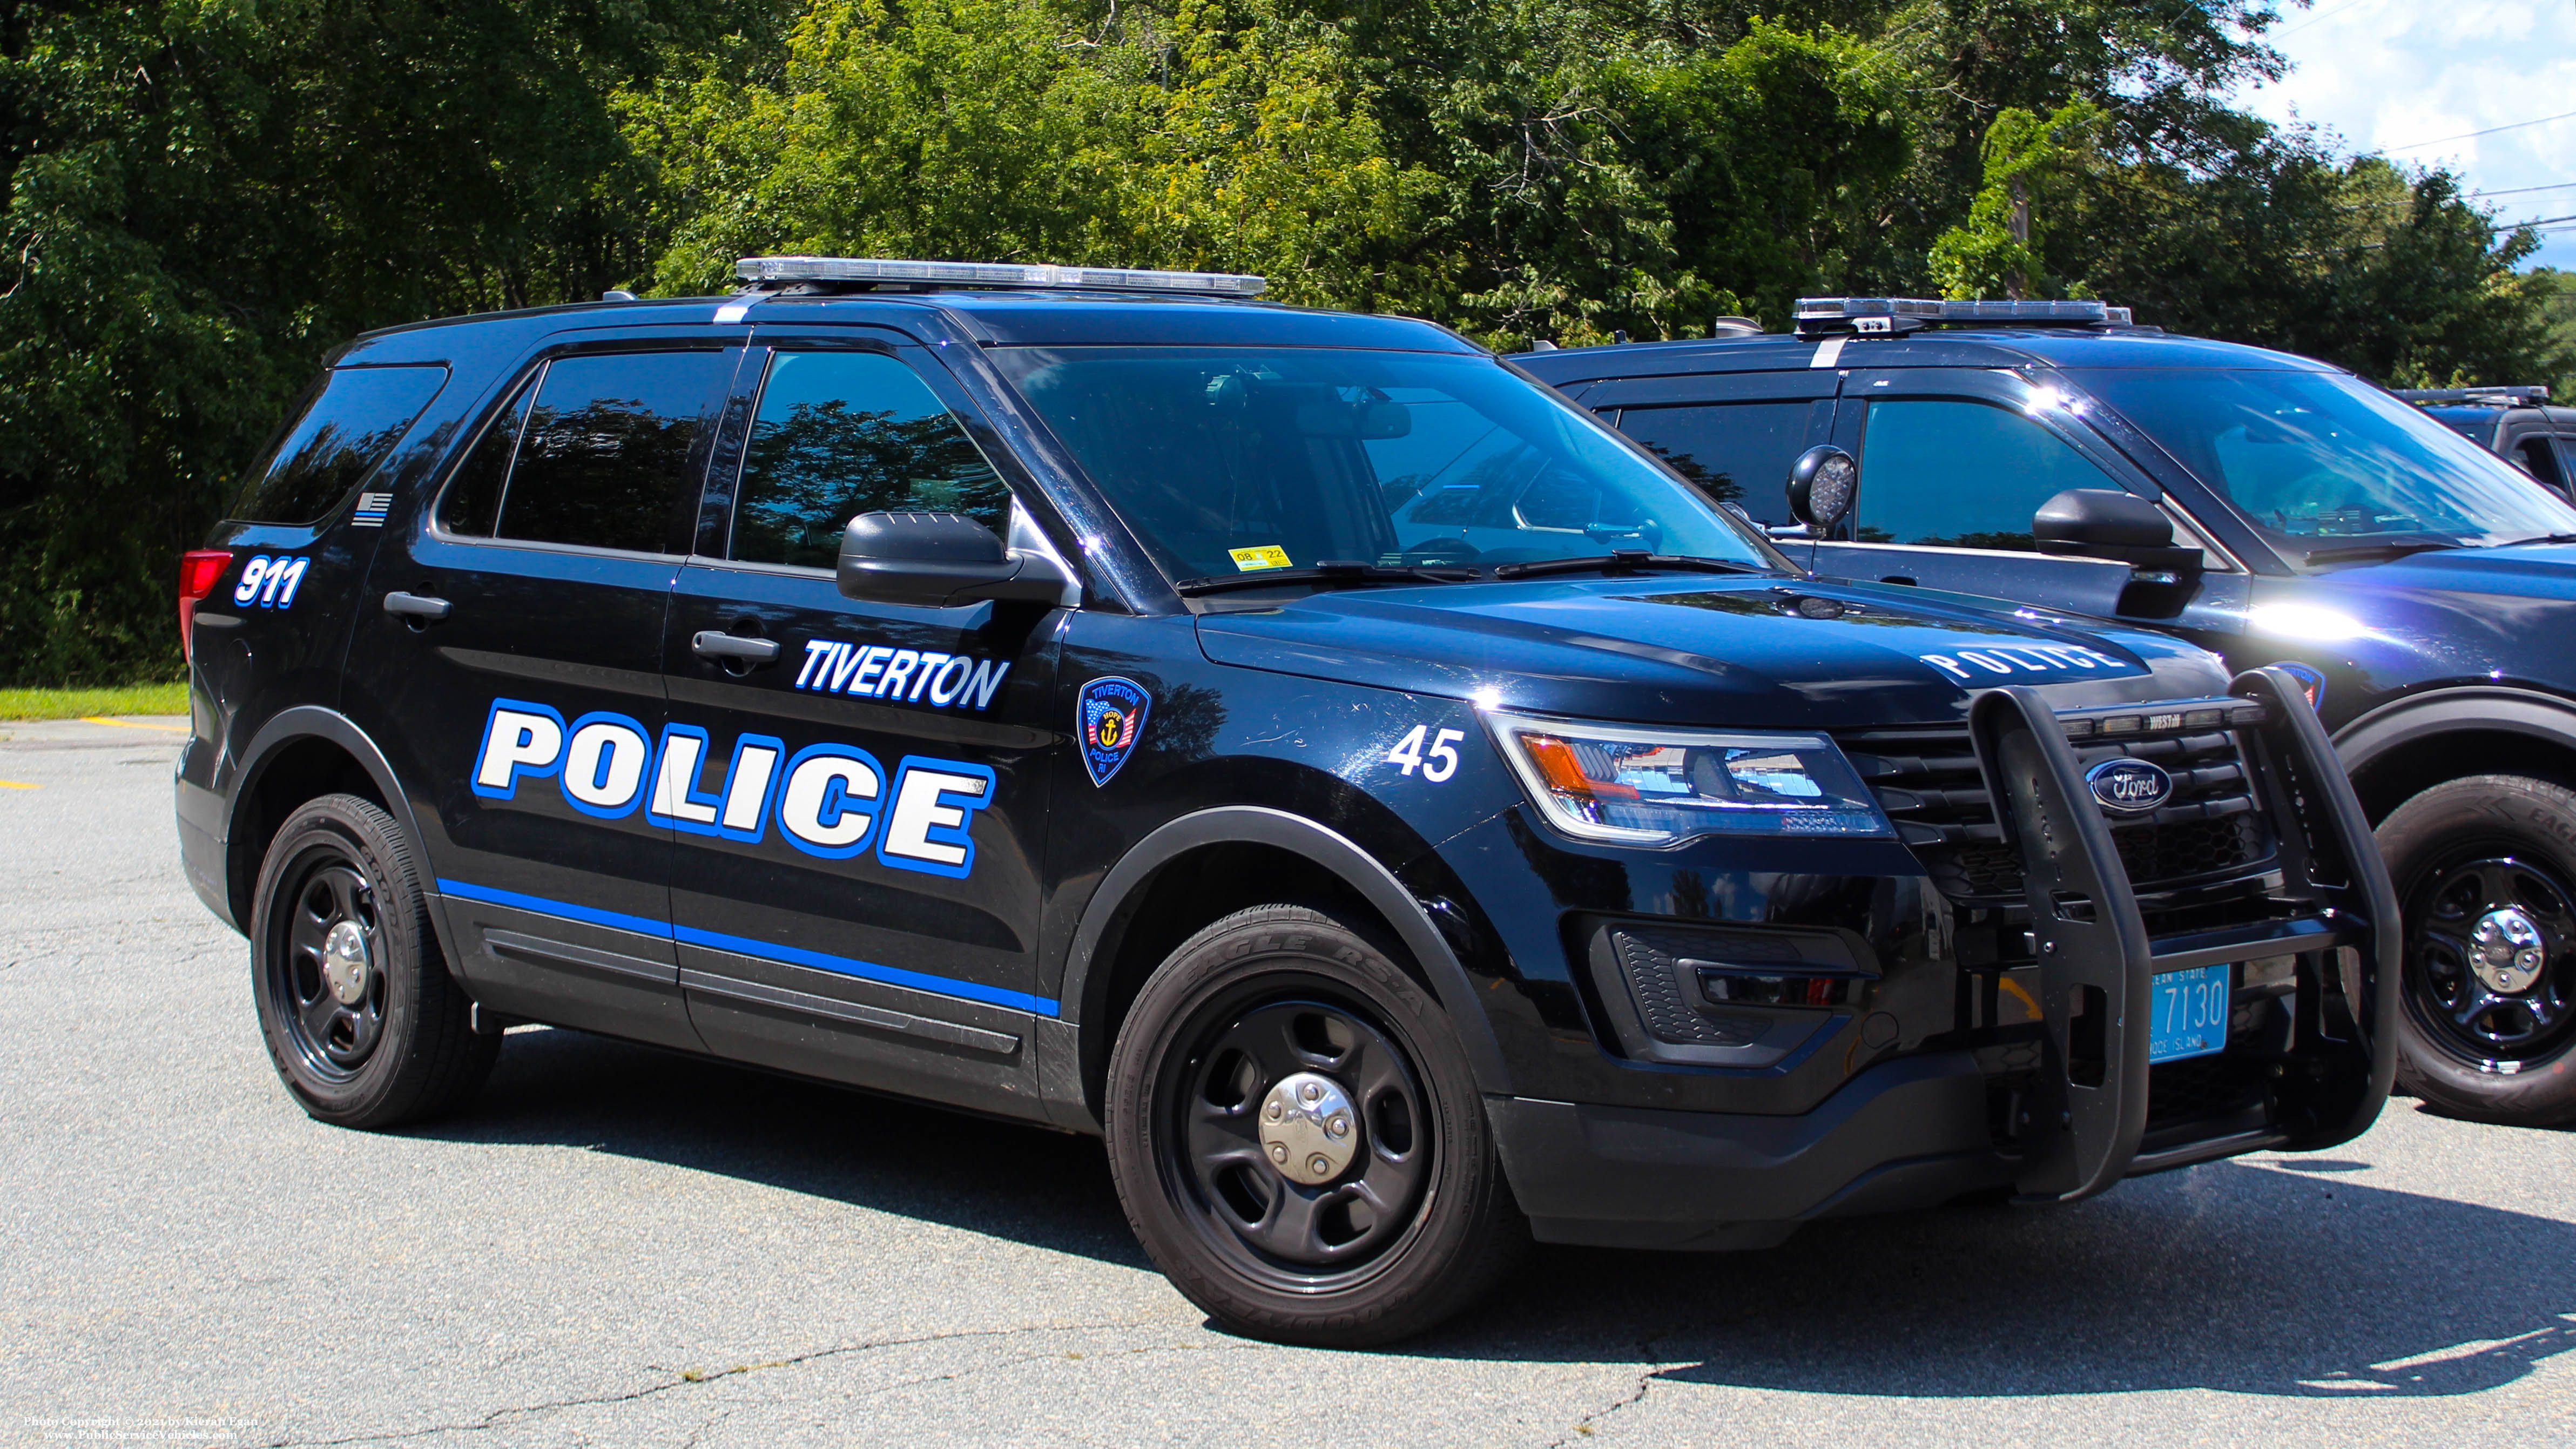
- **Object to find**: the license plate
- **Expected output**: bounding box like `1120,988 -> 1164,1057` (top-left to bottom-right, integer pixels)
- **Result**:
2148,963 -> 2231,1064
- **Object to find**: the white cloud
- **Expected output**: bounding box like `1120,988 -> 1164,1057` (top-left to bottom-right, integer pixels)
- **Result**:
2229,0 -> 2576,269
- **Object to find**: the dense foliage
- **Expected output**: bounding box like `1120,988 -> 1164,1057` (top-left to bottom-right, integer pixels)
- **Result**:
4,0 -> 2567,683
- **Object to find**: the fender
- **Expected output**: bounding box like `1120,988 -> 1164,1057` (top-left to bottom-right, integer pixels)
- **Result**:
227,706 -> 470,983
1043,805 -> 1512,1131
2333,685 -> 2576,777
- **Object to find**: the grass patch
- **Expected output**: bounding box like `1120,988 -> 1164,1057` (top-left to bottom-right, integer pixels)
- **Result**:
0,682 -> 190,720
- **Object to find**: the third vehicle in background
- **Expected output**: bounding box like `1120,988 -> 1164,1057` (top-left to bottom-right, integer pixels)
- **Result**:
2391,385 -> 2576,502
1524,298 -> 2576,1127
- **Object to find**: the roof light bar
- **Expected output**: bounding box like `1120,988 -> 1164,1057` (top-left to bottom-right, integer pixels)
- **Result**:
2389,385 -> 2551,405
735,255 -> 1267,298
1793,296 -> 2132,338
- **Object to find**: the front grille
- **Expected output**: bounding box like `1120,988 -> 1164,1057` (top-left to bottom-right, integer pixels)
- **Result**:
1838,718 -> 2273,902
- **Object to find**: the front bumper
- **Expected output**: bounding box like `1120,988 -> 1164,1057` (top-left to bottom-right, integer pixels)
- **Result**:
1490,667 -> 2399,1243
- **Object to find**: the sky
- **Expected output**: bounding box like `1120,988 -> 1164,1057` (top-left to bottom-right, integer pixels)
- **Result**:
2228,0 -> 2576,270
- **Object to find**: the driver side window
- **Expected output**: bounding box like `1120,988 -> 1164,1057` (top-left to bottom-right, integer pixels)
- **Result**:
1856,398 -> 2124,551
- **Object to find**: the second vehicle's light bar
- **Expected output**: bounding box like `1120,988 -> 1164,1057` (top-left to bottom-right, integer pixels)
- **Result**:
735,256 -> 1268,297
1795,296 -> 2133,336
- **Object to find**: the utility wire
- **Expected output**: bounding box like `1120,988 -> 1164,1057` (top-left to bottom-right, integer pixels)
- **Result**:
2388,109 -> 2576,153
2474,182 -> 2576,198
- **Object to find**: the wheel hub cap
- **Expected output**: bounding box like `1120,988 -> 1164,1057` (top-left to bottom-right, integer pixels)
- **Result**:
322,919 -> 372,1005
2470,906 -> 2546,995
1258,1071 -> 1361,1185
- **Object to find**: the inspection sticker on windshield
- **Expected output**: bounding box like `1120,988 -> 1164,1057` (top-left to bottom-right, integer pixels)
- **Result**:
1229,545 -> 1292,572
1918,643 -> 2137,683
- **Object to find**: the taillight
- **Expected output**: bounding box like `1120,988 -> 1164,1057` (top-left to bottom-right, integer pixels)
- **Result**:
178,549 -> 232,661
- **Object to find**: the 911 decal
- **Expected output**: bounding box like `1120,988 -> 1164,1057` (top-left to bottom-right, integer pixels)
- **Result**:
472,697 -> 994,875
794,638 -> 1011,712
232,555 -> 311,609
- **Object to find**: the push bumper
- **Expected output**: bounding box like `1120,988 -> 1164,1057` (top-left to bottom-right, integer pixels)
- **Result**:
1494,668 -> 2399,1245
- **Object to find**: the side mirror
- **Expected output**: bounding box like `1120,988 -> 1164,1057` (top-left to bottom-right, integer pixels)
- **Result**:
2031,489 -> 2202,575
1787,445 -> 1857,533
836,510 -> 1075,609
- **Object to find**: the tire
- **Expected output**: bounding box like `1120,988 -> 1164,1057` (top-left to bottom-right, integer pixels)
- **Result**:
2377,775 -> 2576,1127
1104,905 -> 1526,1347
249,793 -> 498,1128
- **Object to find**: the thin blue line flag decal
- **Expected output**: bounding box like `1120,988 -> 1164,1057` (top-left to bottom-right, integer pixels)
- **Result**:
1078,676 -> 1151,787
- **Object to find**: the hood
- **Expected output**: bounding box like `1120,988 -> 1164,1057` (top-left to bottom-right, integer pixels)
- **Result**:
1196,574 -> 2233,729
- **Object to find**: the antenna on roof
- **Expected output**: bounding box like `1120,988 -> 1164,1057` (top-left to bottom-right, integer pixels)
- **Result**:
734,256 -> 1267,298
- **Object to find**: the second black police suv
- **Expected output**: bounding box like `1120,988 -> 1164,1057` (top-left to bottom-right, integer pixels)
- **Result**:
176,261 -> 2393,1347
1526,299 -> 2576,1130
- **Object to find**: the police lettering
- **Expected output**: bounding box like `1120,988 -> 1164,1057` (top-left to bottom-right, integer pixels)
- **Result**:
470,697 -> 993,873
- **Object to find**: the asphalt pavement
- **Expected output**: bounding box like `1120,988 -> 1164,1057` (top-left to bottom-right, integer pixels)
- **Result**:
4,715 -> 2572,1448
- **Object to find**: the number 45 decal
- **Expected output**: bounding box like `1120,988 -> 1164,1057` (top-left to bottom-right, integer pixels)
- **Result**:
1386,725 -> 1466,783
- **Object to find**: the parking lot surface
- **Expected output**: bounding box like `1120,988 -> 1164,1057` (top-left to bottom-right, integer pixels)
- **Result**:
4,715 -> 2572,1448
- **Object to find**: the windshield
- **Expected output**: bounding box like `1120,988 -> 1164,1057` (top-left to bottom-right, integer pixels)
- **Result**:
2065,367 -> 2576,567
989,347 -> 1780,583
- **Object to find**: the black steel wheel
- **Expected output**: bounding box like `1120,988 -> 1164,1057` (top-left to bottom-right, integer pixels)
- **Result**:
2378,776 -> 2576,1127
250,793 -> 497,1128
1105,904 -> 1525,1346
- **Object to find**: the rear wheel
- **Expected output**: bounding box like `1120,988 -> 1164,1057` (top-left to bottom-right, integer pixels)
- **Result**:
250,793 -> 497,1128
1104,905 -> 1525,1347
2378,776 -> 2576,1127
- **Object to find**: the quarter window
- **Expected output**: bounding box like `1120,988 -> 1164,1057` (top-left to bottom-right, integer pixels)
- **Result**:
475,351 -> 732,554
730,351 -> 1009,569
1856,398 -> 2125,550
230,366 -> 449,524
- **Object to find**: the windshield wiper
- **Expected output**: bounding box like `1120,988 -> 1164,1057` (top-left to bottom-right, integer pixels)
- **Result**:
1174,561 -> 1481,597
2301,540 -> 2465,567
1489,549 -> 1764,581
2495,533 -> 2576,548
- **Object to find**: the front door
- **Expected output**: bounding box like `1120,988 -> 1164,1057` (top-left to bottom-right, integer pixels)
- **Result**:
349,340 -> 742,1049
659,332 -> 1067,1115
1815,368 -> 2249,634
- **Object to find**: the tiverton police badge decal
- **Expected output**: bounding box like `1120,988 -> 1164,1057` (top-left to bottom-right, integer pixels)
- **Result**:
1078,676 -> 1151,787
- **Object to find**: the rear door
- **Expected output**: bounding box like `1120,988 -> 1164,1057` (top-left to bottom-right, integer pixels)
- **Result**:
658,327 -> 1067,1116
349,339 -> 743,1049
1584,369 -> 1839,534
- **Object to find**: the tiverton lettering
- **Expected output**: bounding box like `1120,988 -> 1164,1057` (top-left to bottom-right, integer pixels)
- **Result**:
793,639 -> 1011,711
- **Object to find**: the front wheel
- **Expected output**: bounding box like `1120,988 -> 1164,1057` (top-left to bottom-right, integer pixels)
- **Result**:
250,793 -> 498,1128
1104,905 -> 1526,1347
2378,776 -> 2576,1127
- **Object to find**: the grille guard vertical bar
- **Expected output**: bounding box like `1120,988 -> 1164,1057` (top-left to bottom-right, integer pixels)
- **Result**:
1968,687 -> 2155,1203
2228,666 -> 2399,1149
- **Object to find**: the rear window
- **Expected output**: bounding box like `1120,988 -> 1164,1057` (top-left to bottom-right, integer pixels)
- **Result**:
438,351 -> 733,554
230,366 -> 449,524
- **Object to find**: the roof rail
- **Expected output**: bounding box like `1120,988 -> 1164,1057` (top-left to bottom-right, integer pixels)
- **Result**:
1793,296 -> 2132,339
734,255 -> 1267,298
2389,385 -> 2551,406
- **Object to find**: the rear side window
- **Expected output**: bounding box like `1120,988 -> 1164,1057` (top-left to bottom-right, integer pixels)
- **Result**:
457,351 -> 732,553
730,351 -> 1009,568
1613,402 -> 1816,527
230,366 -> 449,524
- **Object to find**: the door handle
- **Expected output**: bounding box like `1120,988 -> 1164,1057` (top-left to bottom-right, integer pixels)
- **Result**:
383,591 -> 451,621
692,630 -> 780,664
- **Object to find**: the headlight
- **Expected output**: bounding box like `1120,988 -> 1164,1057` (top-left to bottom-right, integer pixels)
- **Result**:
1486,712 -> 1893,845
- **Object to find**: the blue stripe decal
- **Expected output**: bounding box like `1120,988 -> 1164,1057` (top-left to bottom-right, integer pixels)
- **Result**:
434,878 -> 1057,1018
437,879 -> 672,939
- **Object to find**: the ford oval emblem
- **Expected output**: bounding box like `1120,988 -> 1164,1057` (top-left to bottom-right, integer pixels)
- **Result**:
2086,758 -> 2174,814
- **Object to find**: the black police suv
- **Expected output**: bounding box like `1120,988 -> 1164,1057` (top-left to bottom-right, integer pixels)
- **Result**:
176,262 -> 2394,1347
2392,385 -> 2575,501
1525,296 -> 2576,1128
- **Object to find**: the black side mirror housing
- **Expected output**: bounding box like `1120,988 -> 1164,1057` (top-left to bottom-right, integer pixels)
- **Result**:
2031,489 -> 2202,575
1786,445 -> 1857,533
836,510 -> 1076,609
